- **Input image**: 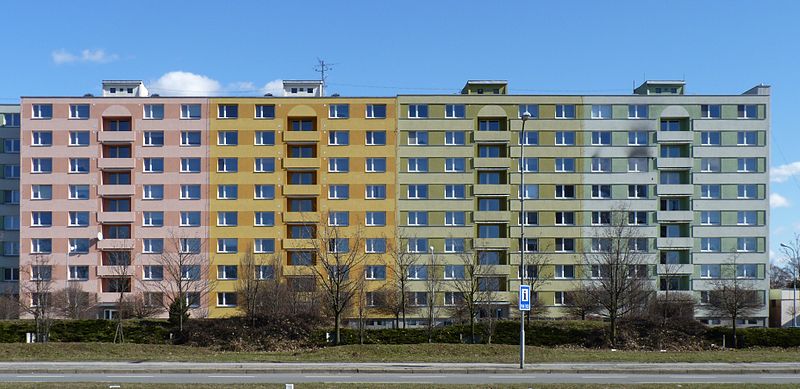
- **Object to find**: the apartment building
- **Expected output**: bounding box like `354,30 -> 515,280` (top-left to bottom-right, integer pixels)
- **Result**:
15,79 -> 770,326
0,105 -> 20,306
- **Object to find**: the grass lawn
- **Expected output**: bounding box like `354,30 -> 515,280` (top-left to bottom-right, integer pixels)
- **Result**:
1,343 -> 800,363
0,384 -> 797,389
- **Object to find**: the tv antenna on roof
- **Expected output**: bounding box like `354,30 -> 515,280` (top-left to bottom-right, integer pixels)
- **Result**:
314,58 -> 336,96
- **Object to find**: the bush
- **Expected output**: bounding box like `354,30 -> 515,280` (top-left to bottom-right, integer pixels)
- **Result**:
181,316 -> 319,352
706,327 -> 800,348
0,320 -> 170,343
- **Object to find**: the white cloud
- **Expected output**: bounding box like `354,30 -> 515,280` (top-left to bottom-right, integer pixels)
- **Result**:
772,161 -> 800,183
150,71 -> 222,96
771,192 -> 791,208
52,49 -> 119,64
261,79 -> 284,96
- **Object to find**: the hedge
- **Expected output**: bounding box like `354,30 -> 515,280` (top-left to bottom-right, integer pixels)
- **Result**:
0,320 -> 170,343
706,327 -> 800,348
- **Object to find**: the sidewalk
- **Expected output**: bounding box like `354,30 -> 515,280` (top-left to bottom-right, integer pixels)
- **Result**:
1,361 -> 800,375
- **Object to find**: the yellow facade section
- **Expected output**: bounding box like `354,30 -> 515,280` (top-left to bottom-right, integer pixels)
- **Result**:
208,97 -> 397,317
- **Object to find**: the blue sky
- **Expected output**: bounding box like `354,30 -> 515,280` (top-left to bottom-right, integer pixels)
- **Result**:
1,0 -> 798,262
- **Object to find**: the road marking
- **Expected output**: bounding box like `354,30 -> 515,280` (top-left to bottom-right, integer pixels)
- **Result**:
107,375 -> 155,378
16,375 -> 65,378
581,375 -> 627,379
491,375 -> 537,379
668,375 -> 717,379
207,375 -> 255,378
304,375 -> 353,378
399,375 -> 446,378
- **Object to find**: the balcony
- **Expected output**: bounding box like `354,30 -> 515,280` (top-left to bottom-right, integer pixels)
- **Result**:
657,264 -> 693,275
473,211 -> 510,223
98,131 -> 135,143
97,212 -> 135,224
657,184 -> 693,196
96,265 -> 132,277
473,131 -> 511,143
283,131 -> 319,143
473,184 -> 510,196
283,239 -> 314,250
283,158 -> 320,169
283,212 -> 319,224
97,239 -> 134,250
657,132 -> 694,143
98,158 -> 135,170
473,158 -> 510,169
98,185 -> 135,197
657,211 -> 693,222
283,185 -> 320,196
657,237 -> 693,249
473,238 -> 509,248
657,158 -> 692,169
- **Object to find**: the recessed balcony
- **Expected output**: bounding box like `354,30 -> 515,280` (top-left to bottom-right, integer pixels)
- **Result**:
98,131 -> 135,143
98,185 -> 135,197
98,158 -> 135,171
97,212 -> 134,224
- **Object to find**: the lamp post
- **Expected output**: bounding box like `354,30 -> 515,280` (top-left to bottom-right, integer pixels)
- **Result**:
519,111 -> 531,369
780,243 -> 798,327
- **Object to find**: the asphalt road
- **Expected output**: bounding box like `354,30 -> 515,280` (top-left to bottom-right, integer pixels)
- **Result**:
3,372 -> 800,385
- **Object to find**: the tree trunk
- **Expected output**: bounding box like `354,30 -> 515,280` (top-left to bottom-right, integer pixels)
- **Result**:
732,316 -> 738,349
469,315 -> 476,344
334,312 -> 341,345
610,315 -> 617,348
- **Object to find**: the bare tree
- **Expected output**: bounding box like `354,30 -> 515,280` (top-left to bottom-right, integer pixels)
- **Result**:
566,285 -> 600,320
519,237 -> 551,320
450,249 -> 492,343
120,292 -> 164,319
706,253 -> 764,348
424,248 -> 442,343
770,263 -> 793,289
106,252 -> 134,343
236,245 -> 283,325
655,259 -> 696,326
305,213 -> 369,345
582,207 -> 654,347
19,254 -> 55,342
387,230 -> 420,329
51,283 -> 97,319
780,234 -> 800,287
0,293 -> 19,320
153,230 -> 214,332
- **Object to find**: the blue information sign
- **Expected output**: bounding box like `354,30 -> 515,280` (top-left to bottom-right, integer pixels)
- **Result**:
519,285 -> 531,311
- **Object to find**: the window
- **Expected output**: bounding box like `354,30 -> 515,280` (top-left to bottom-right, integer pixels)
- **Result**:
555,211 -> 575,225
445,184 -> 466,199
254,211 -> 274,226
328,238 -> 349,254
254,131 -> 275,145
217,292 -> 237,307
555,265 -> 575,279
217,211 -> 238,227
738,184 -> 757,199
31,131 -> 53,147
365,238 -> 386,253
143,131 -> 164,146
217,238 -> 238,254
445,104 -> 466,118
555,104 -> 575,119
70,158 -> 91,173
628,104 -> 648,119
479,198 -> 503,211
3,164 -> 19,179
738,211 -> 757,225
69,131 -> 90,146
328,130 -> 349,145
180,104 -> 201,119
3,215 -> 19,231
181,184 -> 201,200
478,119 -> 501,131
592,211 -> 611,225
591,185 -> 611,199
520,184 -> 538,199
254,184 -> 275,200
628,131 -> 648,145
2,242 -> 19,257
366,104 -> 386,118
1,189 -> 19,204
444,265 -> 466,280
701,104 -> 721,119
407,238 -> 428,253
254,238 -> 275,253
365,185 -> 386,200
138,184 -> 163,200
68,211 -> 89,227
68,184 -> 89,200
518,104 -> 539,118
700,237 -> 721,252
180,239 -> 201,254
328,185 -> 349,200
408,104 -> 428,118
32,104 -> 52,119
555,158 -> 575,172
445,158 -> 466,172
555,185 -> 575,199
520,211 -> 538,226
697,264 -> 721,279
555,131 -> 575,145
328,211 -> 349,226
520,238 -> 539,253
217,184 -> 238,200
591,158 -> 611,173
407,158 -> 428,172
143,104 -> 164,119
407,184 -> 428,199
407,265 -> 428,280
364,265 -> 386,280
328,104 -> 349,118
737,237 -> 757,252
445,211 -> 466,226
178,158 -> 200,173
591,131 -> 611,146
217,158 -> 238,173
555,238 -> 574,253
254,158 -> 275,173
591,104 -> 611,119
628,211 -> 648,225
328,158 -> 349,173
737,104 -> 757,119
625,184 -> 648,199
365,212 -> 386,226
445,238 -> 465,253
254,104 -> 275,119
256,265 -> 274,280
31,211 -> 52,227
738,158 -> 757,172
31,185 -> 52,200
736,264 -> 758,278
31,238 -> 52,254
290,118 -> 315,131
1,112 -> 20,127
365,131 -> 386,145
141,158 -> 163,173
700,211 -> 721,226
409,292 -> 428,306
68,239 -> 90,255
737,131 -> 757,146
520,131 -> 538,145
180,211 -> 201,227
31,158 -> 52,174
701,131 -> 721,146
288,198 -> 315,212
700,184 -> 721,199
407,211 -> 428,226
365,158 -> 386,172
408,131 -> 428,145
446,131 -> 466,145
1,138 -> 18,154
520,157 -> 538,173
143,265 -> 164,280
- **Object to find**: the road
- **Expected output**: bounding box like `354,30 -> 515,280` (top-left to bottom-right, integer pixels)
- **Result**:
3,372 -> 800,385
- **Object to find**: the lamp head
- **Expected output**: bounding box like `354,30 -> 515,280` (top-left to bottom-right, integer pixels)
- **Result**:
521,111 -> 532,121
781,243 -> 790,249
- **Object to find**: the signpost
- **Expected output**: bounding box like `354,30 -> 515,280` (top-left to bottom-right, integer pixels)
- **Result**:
519,285 -> 531,311
519,285 -> 530,369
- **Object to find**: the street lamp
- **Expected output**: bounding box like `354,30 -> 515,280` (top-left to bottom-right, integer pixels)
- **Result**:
780,243 -> 797,328
519,111 -> 531,369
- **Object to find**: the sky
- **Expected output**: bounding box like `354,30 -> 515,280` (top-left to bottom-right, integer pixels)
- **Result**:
1,0 -> 799,264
